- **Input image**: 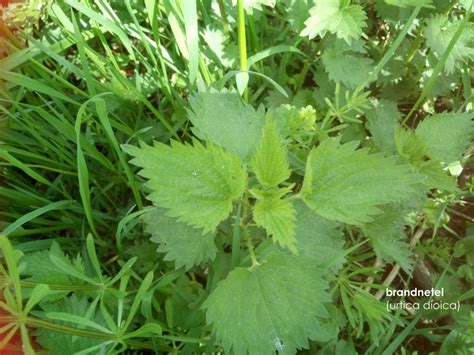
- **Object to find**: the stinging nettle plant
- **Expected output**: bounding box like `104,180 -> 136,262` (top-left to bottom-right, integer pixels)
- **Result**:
123,91 -> 473,354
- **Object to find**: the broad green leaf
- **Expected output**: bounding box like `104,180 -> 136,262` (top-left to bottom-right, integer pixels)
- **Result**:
202,253 -> 330,355
124,140 -> 247,233
366,100 -> 401,154
322,47 -> 374,89
300,139 -> 420,224
415,112 -> 474,164
252,192 -> 296,253
251,120 -> 290,187
143,208 -> 217,270
294,201 -> 345,271
424,15 -> 474,74
188,93 -> 264,160
301,0 -> 367,44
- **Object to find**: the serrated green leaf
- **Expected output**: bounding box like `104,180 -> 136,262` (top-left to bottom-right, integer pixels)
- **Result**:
374,237 -> 413,273
362,205 -> 414,273
415,112 -> 474,164
294,201 -> 345,271
300,139 -> 420,224
21,242 -> 90,293
253,193 -> 296,253
124,140 -> 247,233
395,128 -> 458,192
366,100 -> 401,154
37,295 -> 108,354
188,93 -> 264,160
284,0 -> 311,32
142,207 -> 217,270
424,15 -> 474,74
301,0 -> 367,44
251,120 -> 290,187
322,48 -> 374,89
202,253 -> 330,355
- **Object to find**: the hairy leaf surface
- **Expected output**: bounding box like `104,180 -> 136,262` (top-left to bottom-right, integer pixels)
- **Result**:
251,120 -> 290,187
124,140 -> 247,233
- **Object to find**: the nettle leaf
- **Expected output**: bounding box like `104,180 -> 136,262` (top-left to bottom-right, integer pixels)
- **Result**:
188,92 -> 264,160
37,295 -> 108,354
362,205 -> 414,273
285,0 -> 311,33
415,112 -> 474,164
424,15 -> 474,74
142,208 -> 217,270
252,190 -> 297,253
124,140 -> 247,233
322,47 -> 374,89
366,100 -> 401,154
301,0 -> 367,44
294,201 -> 345,271
300,139 -> 420,225
385,0 -> 433,6
21,242 -> 90,295
395,128 -> 458,192
202,253 -> 330,355
251,120 -> 290,187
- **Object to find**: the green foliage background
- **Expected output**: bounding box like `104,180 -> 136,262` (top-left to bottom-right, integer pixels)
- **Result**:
0,0 -> 473,354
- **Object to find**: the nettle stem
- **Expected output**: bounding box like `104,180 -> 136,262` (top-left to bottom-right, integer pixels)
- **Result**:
243,228 -> 259,268
237,0 -> 248,102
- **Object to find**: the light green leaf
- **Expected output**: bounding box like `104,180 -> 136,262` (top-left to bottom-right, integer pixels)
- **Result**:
301,0 -> 367,44
143,208 -> 217,270
294,201 -> 345,271
188,92 -> 264,160
424,15 -> 474,74
322,47 -> 374,89
284,0 -> 311,33
300,139 -> 420,224
124,140 -> 247,233
415,112 -> 474,164
366,100 -> 401,154
202,253 -> 330,355
251,120 -> 290,187
395,128 -> 458,192
252,192 -> 296,253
